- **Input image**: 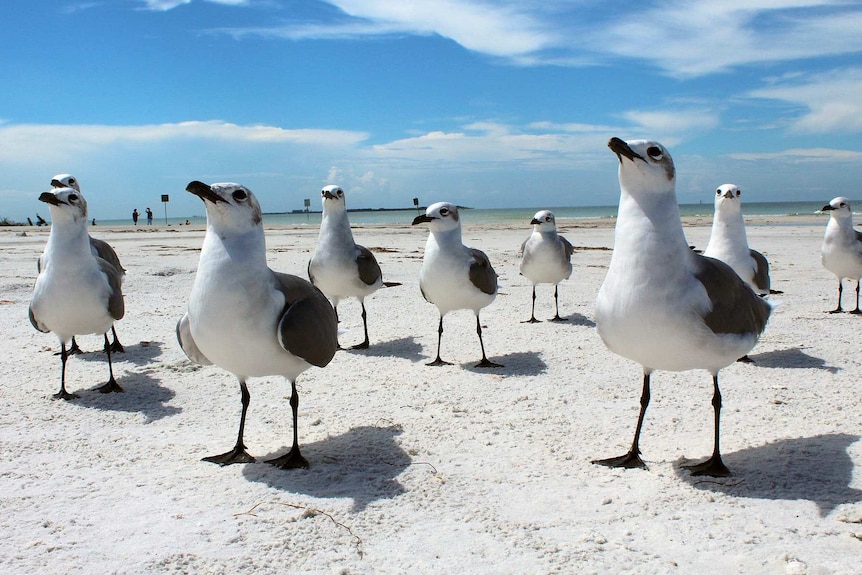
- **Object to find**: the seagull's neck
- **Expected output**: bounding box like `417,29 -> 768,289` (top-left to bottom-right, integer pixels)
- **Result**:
45,222 -> 91,260
319,209 -> 355,244
202,225 -> 268,271
614,189 -> 690,259
428,226 -> 463,251
706,208 -> 748,252
829,214 -> 855,237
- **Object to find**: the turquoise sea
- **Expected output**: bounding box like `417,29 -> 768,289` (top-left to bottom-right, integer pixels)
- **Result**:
90,200 -> 837,228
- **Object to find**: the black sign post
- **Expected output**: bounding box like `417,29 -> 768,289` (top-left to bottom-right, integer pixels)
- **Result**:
304,198 -> 310,220
161,194 -> 170,226
413,197 -> 420,214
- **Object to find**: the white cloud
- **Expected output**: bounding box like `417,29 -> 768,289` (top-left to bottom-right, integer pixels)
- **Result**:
619,109 -> 720,142
728,148 -> 862,162
748,67 -> 862,133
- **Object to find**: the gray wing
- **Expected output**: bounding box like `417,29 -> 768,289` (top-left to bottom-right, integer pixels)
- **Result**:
356,245 -> 382,286
560,235 -> 575,260
29,305 -> 49,333
468,248 -> 498,295
273,272 -> 338,368
97,258 -> 125,321
307,258 -> 316,286
90,237 -> 125,276
176,313 -> 212,365
695,255 -> 771,336
855,230 -> 862,251
749,249 -> 770,293
519,237 -> 527,256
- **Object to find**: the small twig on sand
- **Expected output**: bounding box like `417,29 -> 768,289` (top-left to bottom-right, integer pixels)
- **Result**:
236,501 -> 363,558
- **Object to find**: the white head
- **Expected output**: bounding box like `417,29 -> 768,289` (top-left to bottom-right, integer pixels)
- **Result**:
822,197 -> 853,223
530,210 -> 557,232
51,174 -> 81,192
714,184 -> 742,214
39,187 -> 88,226
608,137 -> 675,199
186,181 -> 262,235
412,201 -> 461,234
321,185 -> 346,212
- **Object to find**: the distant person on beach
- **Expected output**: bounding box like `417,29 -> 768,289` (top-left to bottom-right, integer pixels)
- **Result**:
146,207 -> 153,225
185,219 -> 190,225
92,218 -> 96,226
132,209 -> 139,225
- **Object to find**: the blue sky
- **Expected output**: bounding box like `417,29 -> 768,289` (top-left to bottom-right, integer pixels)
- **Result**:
3,0 -> 862,221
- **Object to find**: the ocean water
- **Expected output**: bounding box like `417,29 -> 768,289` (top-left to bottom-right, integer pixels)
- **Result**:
89,201 -> 835,228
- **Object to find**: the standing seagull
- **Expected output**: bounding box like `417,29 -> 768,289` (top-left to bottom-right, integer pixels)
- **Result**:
177,181 -> 338,468
29,186 -> 125,399
820,196 -> 862,314
308,185 -> 398,349
49,174 -> 126,354
704,184 -> 771,296
519,210 -> 574,322
412,202 -> 502,368
593,138 -> 771,477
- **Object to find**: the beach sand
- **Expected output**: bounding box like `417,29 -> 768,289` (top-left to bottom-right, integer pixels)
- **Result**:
1,215 -> 860,574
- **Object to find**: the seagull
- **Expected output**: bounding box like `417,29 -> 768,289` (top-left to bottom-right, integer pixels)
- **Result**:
177,181 -> 338,468
308,185 -> 399,349
820,196 -> 862,314
593,138 -> 771,477
412,202 -> 502,368
49,174 -> 125,354
704,184 -> 771,297
29,186 -> 125,399
519,210 -> 574,322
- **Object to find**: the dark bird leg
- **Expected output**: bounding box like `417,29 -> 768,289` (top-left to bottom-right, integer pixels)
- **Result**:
267,380 -> 309,469
550,285 -> 566,322
522,286 -> 540,323
52,342 -> 79,400
108,325 -> 125,353
427,315 -> 451,366
474,313 -> 502,368
333,304 -> 344,350
683,375 -> 731,477
592,372 -> 650,469
850,280 -> 862,315
56,336 -> 82,356
204,378 -> 256,465
350,300 -> 370,349
829,281 -> 844,313
98,333 -> 124,393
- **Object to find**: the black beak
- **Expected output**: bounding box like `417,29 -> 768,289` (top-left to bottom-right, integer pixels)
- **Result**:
186,180 -> 226,204
530,218 -> 541,225
722,191 -> 735,199
39,192 -> 63,206
608,137 -> 644,163
821,204 -> 835,211
412,214 -> 434,225
323,191 -> 336,200
50,179 -> 65,189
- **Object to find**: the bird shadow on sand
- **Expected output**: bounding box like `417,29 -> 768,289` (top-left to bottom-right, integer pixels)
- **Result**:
242,424 -> 412,512
73,340 -> 165,367
675,433 -> 862,516
462,351 -> 548,377
747,346 -> 839,373
557,312 -> 597,328
344,336 -> 425,362
75,370 -> 181,422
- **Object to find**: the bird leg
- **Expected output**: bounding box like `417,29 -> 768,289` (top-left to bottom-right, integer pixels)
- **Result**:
350,300 -> 370,349
203,379 -> 256,465
829,281 -> 844,313
683,375 -> 731,477
592,373 -> 650,469
850,280 -> 862,315
334,304 -> 344,350
522,286 -> 540,323
474,314 -> 502,368
98,333 -> 124,393
267,380 -> 309,469
550,285 -> 566,322
55,336 -> 82,356
52,342 -> 79,400
108,325 -> 125,353
427,315 -> 451,366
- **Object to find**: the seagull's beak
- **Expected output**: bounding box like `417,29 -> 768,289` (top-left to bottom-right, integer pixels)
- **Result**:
412,214 -> 435,225
186,180 -> 226,204
608,137 -> 644,163
38,192 -> 63,206
530,218 -> 541,225
50,179 -> 65,189
821,204 -> 836,211
722,190 -> 735,199
323,191 -> 336,200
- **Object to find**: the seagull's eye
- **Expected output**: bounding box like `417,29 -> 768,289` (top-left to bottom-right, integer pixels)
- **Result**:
736,189 -> 741,197
68,178 -> 76,185
840,202 -> 846,207
716,189 -> 721,195
439,208 -> 449,216
232,189 -> 248,201
68,194 -> 78,202
545,216 -> 552,222
337,189 -> 343,196
647,146 -> 663,159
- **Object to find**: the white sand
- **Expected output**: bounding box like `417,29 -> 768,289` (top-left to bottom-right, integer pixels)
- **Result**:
1,216 -> 861,574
